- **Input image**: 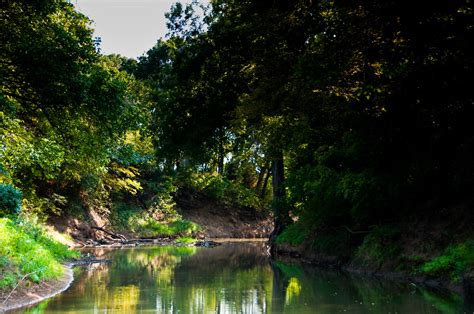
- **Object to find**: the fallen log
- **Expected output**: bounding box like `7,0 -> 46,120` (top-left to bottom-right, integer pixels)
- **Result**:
91,226 -> 128,242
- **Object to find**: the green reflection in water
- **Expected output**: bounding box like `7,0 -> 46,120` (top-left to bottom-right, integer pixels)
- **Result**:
20,242 -> 470,313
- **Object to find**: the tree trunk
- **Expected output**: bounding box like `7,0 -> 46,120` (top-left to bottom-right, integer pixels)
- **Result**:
255,162 -> 267,192
260,166 -> 271,198
217,130 -> 225,175
269,151 -> 290,244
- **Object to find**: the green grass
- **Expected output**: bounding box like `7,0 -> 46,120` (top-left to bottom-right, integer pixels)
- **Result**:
421,240 -> 474,282
135,218 -> 201,238
0,218 -> 79,289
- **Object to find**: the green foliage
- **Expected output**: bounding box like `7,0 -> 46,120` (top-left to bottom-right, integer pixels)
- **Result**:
0,269 -> 17,289
311,230 -> 352,255
184,172 -> 263,209
0,217 -> 79,288
421,241 -> 474,282
354,226 -> 401,267
22,191 -> 68,217
15,217 -> 80,261
0,184 -> 22,217
1,0 -> 149,221
105,163 -> 142,195
286,136 -> 391,229
109,203 -> 140,230
0,255 -> 18,289
275,223 -> 310,246
110,144 -> 152,167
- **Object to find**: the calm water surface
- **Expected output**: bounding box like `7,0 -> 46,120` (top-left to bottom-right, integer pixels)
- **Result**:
19,241 -> 470,313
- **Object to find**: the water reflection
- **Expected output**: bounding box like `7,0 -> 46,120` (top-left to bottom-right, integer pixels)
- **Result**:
20,242 -> 469,313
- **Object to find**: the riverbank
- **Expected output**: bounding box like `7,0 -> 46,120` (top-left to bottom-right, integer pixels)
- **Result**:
271,200 -> 474,303
0,217 -> 80,312
0,265 -> 73,312
46,190 -> 272,247
272,238 -> 474,303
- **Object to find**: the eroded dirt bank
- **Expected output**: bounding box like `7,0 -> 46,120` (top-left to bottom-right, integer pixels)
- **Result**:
176,189 -> 273,238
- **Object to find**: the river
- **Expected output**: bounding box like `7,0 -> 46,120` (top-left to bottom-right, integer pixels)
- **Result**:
16,241 -> 470,313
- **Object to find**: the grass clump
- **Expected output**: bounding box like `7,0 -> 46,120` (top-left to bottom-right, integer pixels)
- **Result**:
421,240 -> 474,282
275,223 -> 310,246
0,217 -> 79,289
134,217 -> 201,238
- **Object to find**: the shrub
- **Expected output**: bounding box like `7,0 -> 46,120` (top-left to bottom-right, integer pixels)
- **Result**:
354,225 -> 401,267
0,269 -> 17,289
0,183 -> 22,217
311,229 -> 352,255
276,223 -> 310,246
421,240 -> 474,282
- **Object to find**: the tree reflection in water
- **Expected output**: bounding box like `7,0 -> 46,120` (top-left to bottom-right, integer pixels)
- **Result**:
22,242 -> 467,313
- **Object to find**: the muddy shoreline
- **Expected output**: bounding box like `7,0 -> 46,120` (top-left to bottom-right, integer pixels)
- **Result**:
0,265 -> 73,313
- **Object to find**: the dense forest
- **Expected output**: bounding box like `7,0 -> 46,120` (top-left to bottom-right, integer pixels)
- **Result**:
1,0 -> 473,294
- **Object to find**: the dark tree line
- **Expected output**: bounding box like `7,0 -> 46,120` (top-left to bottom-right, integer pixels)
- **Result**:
137,0 -> 473,237
1,0 -> 472,245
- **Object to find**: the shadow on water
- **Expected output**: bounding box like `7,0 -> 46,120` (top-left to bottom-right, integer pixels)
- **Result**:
17,241 -> 471,313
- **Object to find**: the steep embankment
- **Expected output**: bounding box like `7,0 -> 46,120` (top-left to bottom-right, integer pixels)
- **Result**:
176,189 -> 272,238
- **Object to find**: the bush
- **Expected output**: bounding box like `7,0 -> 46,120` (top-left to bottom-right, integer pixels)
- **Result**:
311,229 -> 352,255
0,183 -> 22,217
276,223 -> 310,246
421,240 -> 474,282
354,225 -> 401,267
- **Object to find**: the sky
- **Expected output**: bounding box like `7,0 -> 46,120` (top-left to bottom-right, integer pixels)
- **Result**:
74,0 -> 199,59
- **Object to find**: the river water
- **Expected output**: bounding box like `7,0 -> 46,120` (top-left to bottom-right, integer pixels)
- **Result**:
19,241 -> 470,313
